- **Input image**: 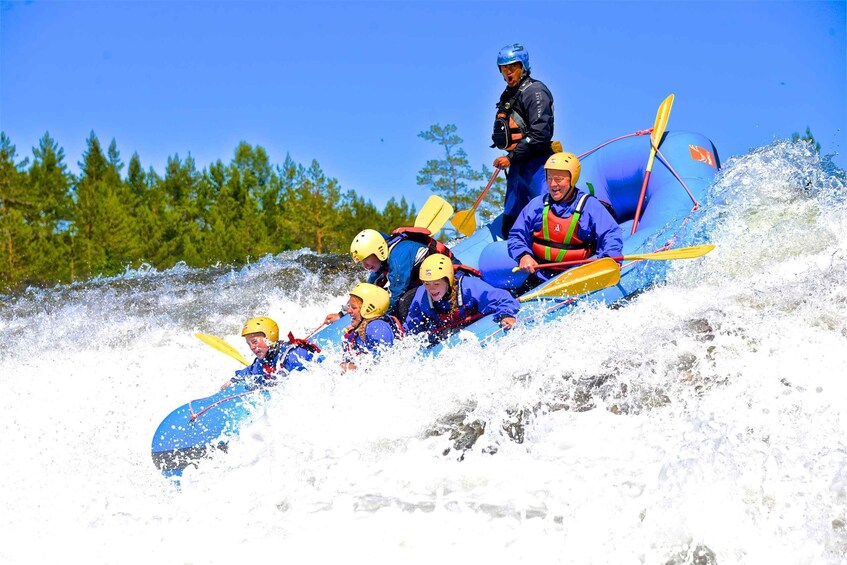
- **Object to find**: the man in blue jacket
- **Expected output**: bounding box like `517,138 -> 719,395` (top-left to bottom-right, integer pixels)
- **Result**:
220,317 -> 318,390
508,152 -> 623,282
491,43 -> 555,238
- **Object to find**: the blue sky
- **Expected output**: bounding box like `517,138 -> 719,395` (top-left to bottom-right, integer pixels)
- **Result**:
2,1 -> 844,209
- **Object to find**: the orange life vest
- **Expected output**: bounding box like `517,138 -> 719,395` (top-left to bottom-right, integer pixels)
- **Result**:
491,79 -> 534,151
530,193 -> 594,263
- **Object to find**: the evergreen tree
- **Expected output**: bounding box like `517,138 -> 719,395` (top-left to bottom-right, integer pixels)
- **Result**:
379,196 -> 416,232
0,133 -> 35,288
71,133 -> 141,277
417,124 -> 482,212
205,143 -> 271,263
27,132 -> 74,282
1,133 -> 437,290
155,154 -> 205,267
127,152 -> 156,261
791,126 -> 821,153
279,159 -> 344,254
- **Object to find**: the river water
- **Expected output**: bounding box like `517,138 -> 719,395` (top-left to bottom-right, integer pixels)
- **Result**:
1,140 -> 845,564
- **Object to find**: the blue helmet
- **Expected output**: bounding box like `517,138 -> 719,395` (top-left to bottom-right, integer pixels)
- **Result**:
497,43 -> 530,73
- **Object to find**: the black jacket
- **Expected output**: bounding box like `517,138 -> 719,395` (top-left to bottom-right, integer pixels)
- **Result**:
496,76 -> 555,163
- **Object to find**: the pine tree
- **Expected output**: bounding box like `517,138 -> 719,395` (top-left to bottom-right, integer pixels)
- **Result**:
279,159 -> 344,254
0,133 -> 35,288
417,124 -> 482,212
791,126 -> 821,153
71,133 -> 141,277
156,154 -> 205,267
379,196 -> 416,232
28,132 -> 74,282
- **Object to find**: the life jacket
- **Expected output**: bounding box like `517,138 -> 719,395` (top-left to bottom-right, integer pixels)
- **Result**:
491,78 -> 535,151
426,268 -> 482,325
285,331 -> 322,354
530,193 -> 595,263
342,315 -> 404,356
259,334 -> 321,384
373,227 -> 456,288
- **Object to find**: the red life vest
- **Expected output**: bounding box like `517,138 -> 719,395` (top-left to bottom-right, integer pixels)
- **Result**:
530,193 -> 595,263
427,268 -> 482,325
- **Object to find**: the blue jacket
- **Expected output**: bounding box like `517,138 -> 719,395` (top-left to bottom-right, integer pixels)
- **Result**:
404,274 -> 520,337
231,342 -> 315,388
344,317 -> 399,359
367,237 -> 427,313
508,189 -> 623,280
497,76 -> 554,163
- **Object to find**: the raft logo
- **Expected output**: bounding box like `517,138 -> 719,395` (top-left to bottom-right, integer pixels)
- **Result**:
689,145 -> 716,168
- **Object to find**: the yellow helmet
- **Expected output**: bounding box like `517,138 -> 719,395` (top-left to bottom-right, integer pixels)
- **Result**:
419,253 -> 454,287
544,151 -> 581,186
350,229 -> 388,263
349,282 -> 390,320
241,316 -> 279,343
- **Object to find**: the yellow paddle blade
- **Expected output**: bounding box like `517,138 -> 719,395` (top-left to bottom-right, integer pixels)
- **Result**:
415,195 -> 454,236
647,93 -> 674,171
519,258 -> 621,302
449,169 -> 501,237
450,208 -> 477,237
626,244 -> 714,261
195,333 -> 249,366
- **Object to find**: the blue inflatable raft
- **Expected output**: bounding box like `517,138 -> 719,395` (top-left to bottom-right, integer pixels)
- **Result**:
151,382 -> 271,479
152,129 -> 720,478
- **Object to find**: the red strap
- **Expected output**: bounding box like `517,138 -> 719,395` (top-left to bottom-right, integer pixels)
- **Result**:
287,331 -> 322,353
189,390 -> 259,422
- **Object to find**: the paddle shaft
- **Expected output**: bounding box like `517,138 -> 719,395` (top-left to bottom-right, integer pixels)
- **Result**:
470,169 -> 500,212
515,244 -> 714,271
453,169 -> 500,235
632,94 -> 674,235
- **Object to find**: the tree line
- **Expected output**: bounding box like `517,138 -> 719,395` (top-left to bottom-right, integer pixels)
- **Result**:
1,124 -> 502,293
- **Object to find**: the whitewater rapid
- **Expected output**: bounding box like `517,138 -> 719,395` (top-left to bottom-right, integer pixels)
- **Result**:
1,141 -> 845,564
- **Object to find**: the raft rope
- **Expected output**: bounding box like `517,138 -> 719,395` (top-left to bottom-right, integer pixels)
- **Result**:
188,390 -> 259,422
655,147 -> 700,210
577,128 -> 700,211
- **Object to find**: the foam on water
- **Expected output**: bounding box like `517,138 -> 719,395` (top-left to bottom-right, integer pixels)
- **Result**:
1,141 -> 845,564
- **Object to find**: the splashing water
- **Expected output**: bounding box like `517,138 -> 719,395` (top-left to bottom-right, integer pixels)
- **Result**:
1,141 -> 845,564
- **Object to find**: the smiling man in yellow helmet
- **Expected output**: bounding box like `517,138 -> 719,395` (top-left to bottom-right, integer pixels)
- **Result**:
507,151 -> 623,284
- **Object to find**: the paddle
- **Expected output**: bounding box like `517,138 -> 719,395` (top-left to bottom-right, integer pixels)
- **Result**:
195,332 -> 249,366
451,169 -> 501,237
631,94 -> 674,235
518,258 -> 621,302
415,195 -> 454,236
512,244 -> 715,272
